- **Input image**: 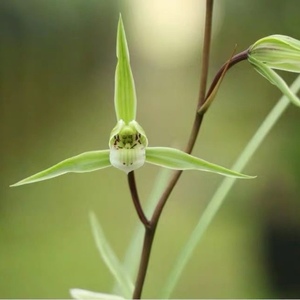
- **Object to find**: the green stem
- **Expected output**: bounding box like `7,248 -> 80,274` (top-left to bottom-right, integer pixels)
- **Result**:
160,75 -> 300,298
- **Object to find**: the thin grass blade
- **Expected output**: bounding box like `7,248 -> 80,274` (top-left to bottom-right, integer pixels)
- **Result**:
89,212 -> 134,298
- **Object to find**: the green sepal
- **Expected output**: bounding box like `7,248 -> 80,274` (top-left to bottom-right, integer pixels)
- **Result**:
114,15 -> 137,123
248,56 -> 300,107
145,147 -> 255,178
11,150 -> 111,186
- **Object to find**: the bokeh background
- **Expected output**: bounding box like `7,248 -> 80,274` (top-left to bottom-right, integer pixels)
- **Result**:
1,0 -> 300,298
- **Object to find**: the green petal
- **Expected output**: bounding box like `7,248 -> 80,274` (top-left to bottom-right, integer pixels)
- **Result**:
249,56 -> 300,107
145,147 -> 254,178
11,150 -> 111,187
114,15 -> 137,123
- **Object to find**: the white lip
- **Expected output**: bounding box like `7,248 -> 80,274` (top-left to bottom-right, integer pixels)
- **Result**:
109,147 -> 146,174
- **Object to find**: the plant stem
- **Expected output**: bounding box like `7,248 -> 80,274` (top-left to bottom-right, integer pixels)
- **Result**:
204,49 -> 248,103
197,0 -> 214,110
127,171 -> 150,228
131,0 -> 214,298
151,0 -> 214,232
132,227 -> 156,299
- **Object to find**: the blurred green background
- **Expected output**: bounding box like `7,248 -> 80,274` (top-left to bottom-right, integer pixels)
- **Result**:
1,0 -> 300,298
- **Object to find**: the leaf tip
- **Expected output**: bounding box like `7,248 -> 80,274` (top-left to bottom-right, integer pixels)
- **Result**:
242,174 -> 257,179
88,210 -> 96,221
10,180 -> 25,187
116,13 -> 129,59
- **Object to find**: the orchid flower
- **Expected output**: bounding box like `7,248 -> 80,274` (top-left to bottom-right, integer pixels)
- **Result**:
11,16 -> 252,188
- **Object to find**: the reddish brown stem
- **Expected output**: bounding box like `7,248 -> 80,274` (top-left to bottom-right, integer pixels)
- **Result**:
127,171 -> 150,228
130,2 -> 250,300
132,1 -> 214,299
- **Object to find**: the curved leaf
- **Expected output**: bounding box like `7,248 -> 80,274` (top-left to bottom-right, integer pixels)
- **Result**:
11,150 -> 111,187
145,147 -> 254,178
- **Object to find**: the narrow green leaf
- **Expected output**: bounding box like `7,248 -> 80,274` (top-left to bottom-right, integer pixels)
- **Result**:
11,150 -> 111,187
249,56 -> 300,107
115,15 -> 137,123
89,212 -> 134,299
145,147 -> 254,178
70,289 -> 124,300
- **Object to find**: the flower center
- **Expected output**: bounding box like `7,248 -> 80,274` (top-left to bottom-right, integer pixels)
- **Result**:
112,132 -> 143,150
109,121 -> 148,173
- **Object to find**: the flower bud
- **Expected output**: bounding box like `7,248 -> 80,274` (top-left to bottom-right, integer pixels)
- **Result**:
248,34 -> 300,72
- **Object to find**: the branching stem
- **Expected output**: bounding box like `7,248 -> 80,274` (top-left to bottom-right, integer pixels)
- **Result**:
131,1 -> 214,298
129,1 -> 249,298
